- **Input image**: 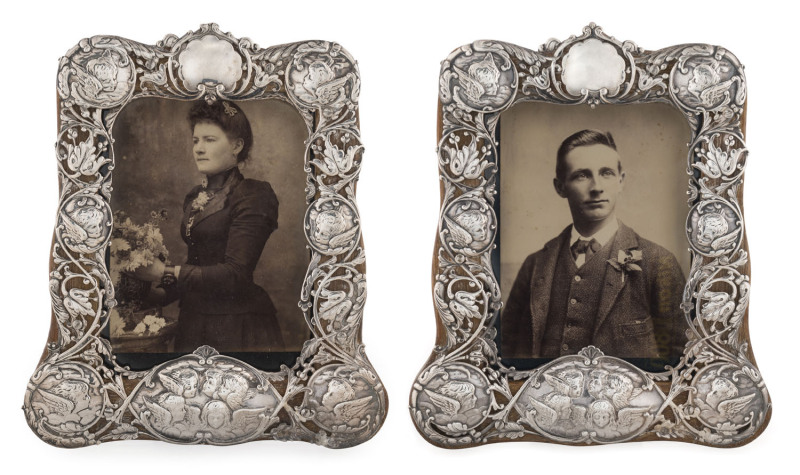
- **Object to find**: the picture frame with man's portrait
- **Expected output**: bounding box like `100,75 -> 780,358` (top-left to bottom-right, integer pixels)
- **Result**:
410,24 -> 771,447
23,24 -> 386,448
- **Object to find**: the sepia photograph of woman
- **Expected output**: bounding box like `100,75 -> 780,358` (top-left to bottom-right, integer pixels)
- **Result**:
127,100 -> 285,353
108,93 -> 310,365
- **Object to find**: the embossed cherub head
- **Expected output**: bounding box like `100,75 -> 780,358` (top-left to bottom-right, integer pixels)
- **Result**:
688,63 -> 721,96
322,377 -> 356,410
202,369 -> 224,398
706,377 -> 738,408
697,212 -> 728,247
468,54 -> 501,96
587,369 -> 609,400
588,399 -> 616,429
313,208 -> 352,246
201,400 -> 231,430
70,206 -> 106,240
218,372 -> 249,409
86,50 -> 119,92
304,61 -> 336,95
169,369 -> 199,399
453,210 -> 489,243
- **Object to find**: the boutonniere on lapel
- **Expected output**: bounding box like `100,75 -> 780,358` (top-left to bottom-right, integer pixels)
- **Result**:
607,249 -> 642,283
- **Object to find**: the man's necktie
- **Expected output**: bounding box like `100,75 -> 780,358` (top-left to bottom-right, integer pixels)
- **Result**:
571,238 -> 602,262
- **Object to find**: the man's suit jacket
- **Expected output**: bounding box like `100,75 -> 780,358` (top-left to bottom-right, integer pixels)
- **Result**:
501,222 -> 687,360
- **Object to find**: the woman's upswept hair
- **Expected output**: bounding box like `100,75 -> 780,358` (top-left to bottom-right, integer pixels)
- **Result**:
188,100 -> 253,162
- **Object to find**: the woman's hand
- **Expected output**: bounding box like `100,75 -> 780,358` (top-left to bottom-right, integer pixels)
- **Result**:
130,260 -> 166,282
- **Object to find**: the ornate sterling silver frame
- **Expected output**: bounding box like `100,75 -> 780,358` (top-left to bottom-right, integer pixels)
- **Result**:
410,24 -> 770,447
24,24 -> 386,448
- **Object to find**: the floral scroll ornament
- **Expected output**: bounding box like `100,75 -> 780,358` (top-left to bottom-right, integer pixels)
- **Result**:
693,134 -> 746,179
310,130 -> 363,178
312,266 -> 366,350
434,275 -> 488,349
58,127 -> 111,180
439,130 -> 494,184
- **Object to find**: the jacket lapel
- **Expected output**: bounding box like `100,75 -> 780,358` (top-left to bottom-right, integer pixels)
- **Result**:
529,226 -> 571,350
593,222 -> 639,337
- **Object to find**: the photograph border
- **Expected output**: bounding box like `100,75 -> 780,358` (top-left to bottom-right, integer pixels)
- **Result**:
410,24 -> 770,447
23,23 -> 386,448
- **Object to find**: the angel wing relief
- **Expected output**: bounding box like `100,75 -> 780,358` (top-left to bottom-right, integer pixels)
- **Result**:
307,200 -> 359,255
450,52 -> 514,109
442,202 -> 493,255
307,368 -> 382,434
692,367 -> 764,429
516,349 -> 663,443
130,354 -> 278,444
414,364 -> 492,435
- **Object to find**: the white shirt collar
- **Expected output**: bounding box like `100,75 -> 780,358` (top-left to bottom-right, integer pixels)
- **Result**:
570,218 -> 619,247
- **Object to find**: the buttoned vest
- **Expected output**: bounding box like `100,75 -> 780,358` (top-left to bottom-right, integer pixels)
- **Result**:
540,236 -> 615,357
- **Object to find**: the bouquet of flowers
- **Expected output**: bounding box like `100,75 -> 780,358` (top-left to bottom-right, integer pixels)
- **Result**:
109,209 -> 170,333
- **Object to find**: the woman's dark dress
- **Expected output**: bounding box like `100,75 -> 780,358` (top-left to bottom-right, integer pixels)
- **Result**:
173,167 -> 285,353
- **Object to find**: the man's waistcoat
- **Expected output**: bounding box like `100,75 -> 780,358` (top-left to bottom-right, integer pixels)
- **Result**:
541,236 -> 614,357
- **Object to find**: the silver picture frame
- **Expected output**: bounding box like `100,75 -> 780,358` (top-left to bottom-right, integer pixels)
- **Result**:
410,24 -> 770,447
23,23 -> 386,448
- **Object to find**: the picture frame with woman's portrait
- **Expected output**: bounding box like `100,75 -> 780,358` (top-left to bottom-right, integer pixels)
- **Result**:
23,24 -> 386,448
410,24 -> 771,448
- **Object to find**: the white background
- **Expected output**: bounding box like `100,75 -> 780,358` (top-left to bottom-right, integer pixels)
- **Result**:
1,1 -> 795,473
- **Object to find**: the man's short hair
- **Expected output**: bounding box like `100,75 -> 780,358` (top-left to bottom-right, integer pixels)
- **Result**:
556,129 -> 620,181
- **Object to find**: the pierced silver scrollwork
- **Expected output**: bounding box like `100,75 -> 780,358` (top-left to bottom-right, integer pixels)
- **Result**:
413,23 -> 770,448
25,24 -> 385,448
